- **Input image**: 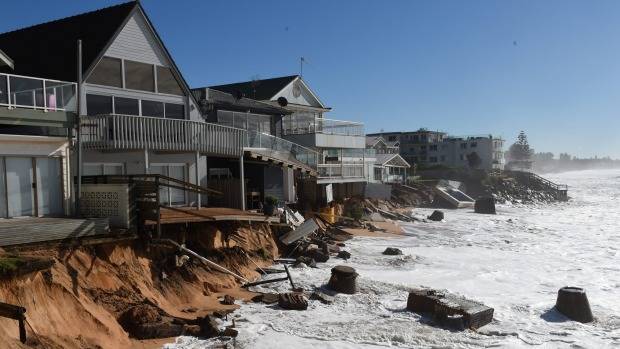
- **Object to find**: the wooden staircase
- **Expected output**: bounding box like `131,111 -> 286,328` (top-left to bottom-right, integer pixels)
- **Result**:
507,171 -> 568,201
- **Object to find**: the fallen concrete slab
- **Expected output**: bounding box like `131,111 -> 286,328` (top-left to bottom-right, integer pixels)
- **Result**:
407,289 -> 494,330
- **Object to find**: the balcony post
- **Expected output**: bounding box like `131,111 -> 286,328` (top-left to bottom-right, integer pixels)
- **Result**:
340,149 -> 344,178
144,148 -> 150,174
239,155 -> 246,211
195,150 -> 201,209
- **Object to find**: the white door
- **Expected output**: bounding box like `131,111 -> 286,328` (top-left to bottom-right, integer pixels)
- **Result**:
6,157 -> 35,217
36,157 -> 63,216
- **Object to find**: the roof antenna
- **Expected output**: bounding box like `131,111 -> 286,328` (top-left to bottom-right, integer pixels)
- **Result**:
300,57 -> 305,77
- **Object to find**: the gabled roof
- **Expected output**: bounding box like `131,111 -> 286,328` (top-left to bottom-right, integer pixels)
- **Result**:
208,75 -> 299,101
375,153 -> 411,168
193,88 -> 291,116
0,49 -> 14,69
0,1 -> 137,81
366,136 -> 387,148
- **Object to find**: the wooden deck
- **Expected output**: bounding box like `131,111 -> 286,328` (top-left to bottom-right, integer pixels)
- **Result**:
0,217 -> 110,247
143,207 -> 279,226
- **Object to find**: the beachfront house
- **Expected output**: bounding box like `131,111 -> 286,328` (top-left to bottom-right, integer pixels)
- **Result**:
208,75 -> 366,207
191,87 -> 318,207
0,1 -> 249,219
0,49 -> 76,218
365,136 -> 411,183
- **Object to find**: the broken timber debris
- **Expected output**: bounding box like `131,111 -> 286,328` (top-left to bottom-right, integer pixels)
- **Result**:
242,264 -> 297,290
406,289 -> 494,330
0,302 -> 27,343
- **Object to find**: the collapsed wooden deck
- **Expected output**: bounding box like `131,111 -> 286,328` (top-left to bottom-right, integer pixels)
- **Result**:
0,217 -> 110,247
143,207 -> 279,226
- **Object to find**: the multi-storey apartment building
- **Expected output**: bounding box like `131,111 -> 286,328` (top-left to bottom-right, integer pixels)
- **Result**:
368,129 -> 504,170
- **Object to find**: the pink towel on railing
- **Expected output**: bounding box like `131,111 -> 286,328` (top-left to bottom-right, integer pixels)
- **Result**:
48,94 -> 57,109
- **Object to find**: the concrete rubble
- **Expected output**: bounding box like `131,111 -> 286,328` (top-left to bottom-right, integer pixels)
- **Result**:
406,288 -> 494,330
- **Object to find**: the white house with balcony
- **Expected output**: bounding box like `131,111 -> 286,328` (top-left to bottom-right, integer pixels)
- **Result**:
209,75 -> 367,205
0,1 -> 250,217
0,52 -> 76,218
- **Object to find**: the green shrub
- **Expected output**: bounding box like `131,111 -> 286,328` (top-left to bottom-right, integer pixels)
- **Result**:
0,256 -> 23,277
264,196 -> 278,206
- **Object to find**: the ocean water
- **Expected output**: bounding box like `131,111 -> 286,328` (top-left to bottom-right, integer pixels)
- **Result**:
166,169 -> 620,349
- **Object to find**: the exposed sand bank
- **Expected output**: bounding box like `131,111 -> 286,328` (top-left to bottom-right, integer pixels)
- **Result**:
0,221 -> 278,349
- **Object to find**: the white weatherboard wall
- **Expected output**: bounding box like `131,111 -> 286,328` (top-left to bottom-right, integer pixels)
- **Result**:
272,79 -> 323,108
104,12 -> 166,65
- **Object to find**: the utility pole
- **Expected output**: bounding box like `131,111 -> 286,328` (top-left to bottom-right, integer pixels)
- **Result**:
75,39 -> 83,217
300,57 -> 305,77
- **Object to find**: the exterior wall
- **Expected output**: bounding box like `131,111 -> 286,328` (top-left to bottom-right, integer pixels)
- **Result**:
272,78 -> 323,108
80,149 -> 209,205
83,11 -> 198,121
104,12 -> 167,66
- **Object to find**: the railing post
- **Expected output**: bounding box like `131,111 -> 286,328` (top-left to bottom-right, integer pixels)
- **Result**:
195,150 -> 201,209
156,176 -> 161,239
239,155 -> 246,211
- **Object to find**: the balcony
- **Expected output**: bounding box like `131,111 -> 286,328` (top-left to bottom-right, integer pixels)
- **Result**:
0,73 -> 77,128
282,115 -> 365,149
81,114 -> 245,157
317,163 -> 365,184
245,130 -> 318,174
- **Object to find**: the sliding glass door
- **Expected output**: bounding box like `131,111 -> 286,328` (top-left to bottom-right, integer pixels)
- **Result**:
5,157 -> 35,217
150,164 -> 186,206
36,157 -> 63,216
0,156 -> 63,218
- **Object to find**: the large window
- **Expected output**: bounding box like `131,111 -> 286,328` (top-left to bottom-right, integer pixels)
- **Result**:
124,60 -> 155,92
86,94 -> 113,116
87,57 -> 122,88
157,66 -> 183,95
164,103 -> 184,119
142,100 -> 165,118
115,97 -> 139,115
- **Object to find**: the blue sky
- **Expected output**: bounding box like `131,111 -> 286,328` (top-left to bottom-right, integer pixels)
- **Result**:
3,0 -> 620,158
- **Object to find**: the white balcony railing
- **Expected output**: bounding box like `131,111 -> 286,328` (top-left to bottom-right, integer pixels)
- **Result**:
0,72 -> 77,112
245,130 -> 318,169
81,114 -> 246,157
282,115 -> 364,137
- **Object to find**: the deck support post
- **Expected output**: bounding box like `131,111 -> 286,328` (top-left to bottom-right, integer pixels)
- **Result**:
195,151 -> 201,209
239,155 -> 246,211
144,148 -> 150,174
204,155 -> 208,206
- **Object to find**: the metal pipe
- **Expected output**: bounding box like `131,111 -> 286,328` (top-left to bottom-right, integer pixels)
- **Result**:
159,239 -> 249,283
